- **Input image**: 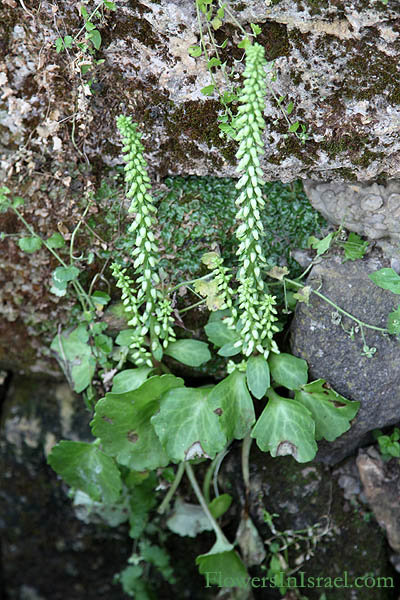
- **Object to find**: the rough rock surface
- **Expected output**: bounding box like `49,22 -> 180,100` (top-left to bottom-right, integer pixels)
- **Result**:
1,0 -> 400,185
304,179 -> 400,257
290,249 -> 400,464
1,0 -> 400,372
224,444 -> 396,600
0,375 -> 132,599
357,446 -> 400,554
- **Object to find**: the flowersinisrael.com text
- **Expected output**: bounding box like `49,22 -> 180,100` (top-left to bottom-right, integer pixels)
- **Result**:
204,571 -> 394,590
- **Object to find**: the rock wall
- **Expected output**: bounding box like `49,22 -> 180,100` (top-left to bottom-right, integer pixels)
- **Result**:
1,0 -> 400,374
1,0 -> 400,184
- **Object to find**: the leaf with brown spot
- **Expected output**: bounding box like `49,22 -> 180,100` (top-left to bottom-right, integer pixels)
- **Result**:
91,375 -> 184,470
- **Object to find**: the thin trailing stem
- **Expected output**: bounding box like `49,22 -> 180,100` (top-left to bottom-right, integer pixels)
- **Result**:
285,277 -> 387,333
10,205 -> 94,313
157,462 -> 185,514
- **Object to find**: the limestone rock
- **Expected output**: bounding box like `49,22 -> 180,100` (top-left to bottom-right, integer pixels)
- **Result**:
290,250 -> 400,464
304,179 -> 400,257
1,0 -> 400,184
357,446 -> 400,554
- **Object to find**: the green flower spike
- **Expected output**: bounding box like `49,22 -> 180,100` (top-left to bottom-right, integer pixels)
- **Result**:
227,42 -> 280,358
112,116 -> 176,365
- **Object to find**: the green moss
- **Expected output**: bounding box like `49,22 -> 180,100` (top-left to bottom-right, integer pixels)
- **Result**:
156,176 -> 326,281
342,36 -> 400,103
258,22 -> 290,60
165,100 -> 237,167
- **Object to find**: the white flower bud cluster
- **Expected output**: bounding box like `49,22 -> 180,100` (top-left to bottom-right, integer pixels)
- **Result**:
112,116 -> 176,365
230,43 -> 280,356
207,253 -> 234,310
155,298 -> 176,349
110,263 -> 153,366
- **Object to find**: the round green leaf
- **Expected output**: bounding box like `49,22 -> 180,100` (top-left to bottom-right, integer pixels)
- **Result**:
164,339 -> 211,367
46,232 -> 65,249
111,367 -> 153,394
18,236 -> 42,253
268,352 -> 308,390
246,355 -> 270,399
53,265 -> 80,282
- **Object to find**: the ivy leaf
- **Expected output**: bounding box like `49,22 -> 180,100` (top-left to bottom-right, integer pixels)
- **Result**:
52,265 -> 80,282
50,326 -> 95,392
46,232 -> 65,249
268,353 -> 308,390
251,390 -> 317,463
308,232 -> 334,256
194,279 -> 225,310
246,355 -> 270,399
91,375 -> 184,471
342,232 -> 368,262
151,386 -> 227,462
164,339 -> 211,367
204,320 -> 239,348
111,367 -> 153,393
47,441 -> 122,504
207,370 -> 255,440
196,538 -> 248,585
294,379 -> 360,442
369,268 -> 400,294
387,304 -> 400,335
201,84 -> 215,96
188,45 -> 202,58
18,236 -> 42,253
87,29 -> 101,50
266,266 -> 289,280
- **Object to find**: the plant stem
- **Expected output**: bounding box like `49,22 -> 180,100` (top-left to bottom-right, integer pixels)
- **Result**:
285,277 -> 387,333
157,462 -> 185,514
241,433 -> 252,492
11,206 -> 94,313
185,462 -> 231,545
74,0 -> 104,40
179,298 -> 207,314
167,273 -> 213,294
